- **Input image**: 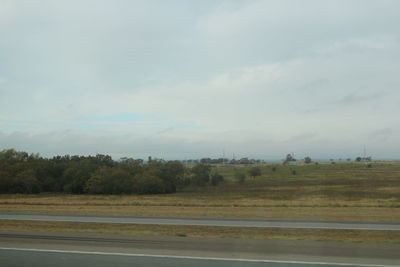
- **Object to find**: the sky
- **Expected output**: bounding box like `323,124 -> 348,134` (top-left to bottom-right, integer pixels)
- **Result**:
0,0 -> 399,160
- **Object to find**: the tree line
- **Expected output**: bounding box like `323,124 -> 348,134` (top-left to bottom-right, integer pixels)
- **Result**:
0,149 -> 223,194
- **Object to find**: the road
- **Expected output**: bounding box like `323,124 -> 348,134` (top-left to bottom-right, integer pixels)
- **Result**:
1,212 -> 400,230
1,231 -> 400,266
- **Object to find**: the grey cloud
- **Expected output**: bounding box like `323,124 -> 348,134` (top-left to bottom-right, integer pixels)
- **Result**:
333,92 -> 382,106
369,128 -> 394,141
1,1 -> 400,159
284,133 -> 317,143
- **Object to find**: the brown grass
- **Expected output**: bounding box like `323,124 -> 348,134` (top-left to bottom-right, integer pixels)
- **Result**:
1,162 -> 399,222
1,204 -> 399,222
1,220 -> 399,243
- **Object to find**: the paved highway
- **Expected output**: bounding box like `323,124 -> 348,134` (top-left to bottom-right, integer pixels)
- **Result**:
1,212 -> 400,230
1,231 -> 400,266
1,248 -> 399,267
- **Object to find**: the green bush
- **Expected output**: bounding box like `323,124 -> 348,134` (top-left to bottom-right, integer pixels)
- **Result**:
211,173 -> 224,186
85,167 -> 134,194
248,166 -> 262,179
191,164 -> 211,186
135,174 -> 166,194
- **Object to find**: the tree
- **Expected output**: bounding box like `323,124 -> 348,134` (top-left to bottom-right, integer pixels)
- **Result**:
164,161 -> 185,181
93,154 -> 114,167
135,173 -> 166,194
85,167 -> 134,194
191,164 -> 211,186
15,169 -> 40,193
210,172 -> 224,186
0,148 -> 192,195
119,158 -> 143,176
248,166 -> 261,179
200,158 -> 211,164
0,170 -> 14,193
0,169 -> 40,193
285,154 -> 296,163
0,149 -> 29,162
176,167 -> 192,189
143,160 -> 185,193
304,157 -> 312,164
62,162 -> 97,193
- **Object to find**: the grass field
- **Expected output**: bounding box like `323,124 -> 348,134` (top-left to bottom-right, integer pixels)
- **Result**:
1,162 -> 399,242
0,162 -> 399,221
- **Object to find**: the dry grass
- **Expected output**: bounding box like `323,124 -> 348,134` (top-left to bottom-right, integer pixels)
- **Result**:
1,162 -> 399,222
1,204 -> 399,222
1,220 -> 399,243
0,193 -> 398,207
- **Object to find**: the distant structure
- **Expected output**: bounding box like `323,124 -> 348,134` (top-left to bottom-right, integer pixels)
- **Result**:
148,156 -> 152,163
238,158 -> 250,164
283,153 -> 307,165
356,145 -> 372,162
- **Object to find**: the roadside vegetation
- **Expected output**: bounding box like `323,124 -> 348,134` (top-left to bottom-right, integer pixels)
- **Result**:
0,149 -> 223,195
1,220 -> 400,243
1,149 -> 400,242
1,149 -> 399,223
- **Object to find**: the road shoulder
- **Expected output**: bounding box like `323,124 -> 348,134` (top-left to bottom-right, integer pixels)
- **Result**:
1,230 -> 400,266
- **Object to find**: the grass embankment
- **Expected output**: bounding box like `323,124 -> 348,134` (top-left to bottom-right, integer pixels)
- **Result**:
1,220 -> 400,243
1,162 -> 399,242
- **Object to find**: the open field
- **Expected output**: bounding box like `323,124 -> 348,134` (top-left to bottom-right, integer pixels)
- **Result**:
1,162 -> 399,222
1,220 -> 400,243
1,162 -> 399,242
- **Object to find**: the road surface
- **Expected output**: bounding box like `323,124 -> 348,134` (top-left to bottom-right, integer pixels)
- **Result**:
1,231 -> 399,266
1,212 -> 400,231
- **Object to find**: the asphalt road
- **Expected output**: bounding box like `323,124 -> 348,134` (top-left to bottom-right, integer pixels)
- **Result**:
2,249 -> 399,267
1,212 -> 400,231
1,231 -> 400,266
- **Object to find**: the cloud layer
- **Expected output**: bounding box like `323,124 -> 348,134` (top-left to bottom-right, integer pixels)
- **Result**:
1,0 -> 399,159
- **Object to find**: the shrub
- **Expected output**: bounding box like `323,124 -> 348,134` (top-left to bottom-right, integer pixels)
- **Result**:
211,173 -> 224,186
191,164 -> 211,186
234,170 -> 246,183
0,171 -> 14,193
15,169 -> 40,193
135,174 -> 166,194
248,166 -> 262,179
85,167 -> 134,194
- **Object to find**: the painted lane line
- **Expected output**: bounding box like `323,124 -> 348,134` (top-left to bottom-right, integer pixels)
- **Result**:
0,247 -> 398,267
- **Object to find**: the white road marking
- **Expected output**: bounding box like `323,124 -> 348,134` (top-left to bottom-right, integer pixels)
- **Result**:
0,247 -> 398,267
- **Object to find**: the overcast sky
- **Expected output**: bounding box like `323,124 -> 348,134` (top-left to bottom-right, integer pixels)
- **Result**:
0,0 -> 399,160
